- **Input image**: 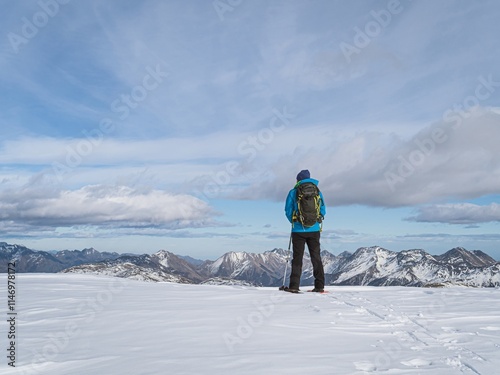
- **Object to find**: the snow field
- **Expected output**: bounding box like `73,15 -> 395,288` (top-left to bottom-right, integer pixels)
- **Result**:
1,274 -> 499,374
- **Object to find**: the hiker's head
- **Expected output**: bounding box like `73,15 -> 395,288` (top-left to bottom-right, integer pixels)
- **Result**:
296,170 -> 310,181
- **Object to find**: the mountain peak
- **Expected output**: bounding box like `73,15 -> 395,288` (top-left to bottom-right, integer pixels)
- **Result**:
154,249 -> 173,257
152,249 -> 180,268
448,247 -> 469,254
436,247 -> 497,268
266,248 -> 289,256
353,246 -> 393,258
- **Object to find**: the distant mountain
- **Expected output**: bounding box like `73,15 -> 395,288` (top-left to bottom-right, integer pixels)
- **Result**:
64,249 -> 285,285
199,249 -> 285,286
63,246 -> 500,287
63,250 -> 205,283
434,247 -> 496,267
2,242 -> 499,287
0,242 -> 121,272
178,255 -> 206,267
327,246 -> 499,287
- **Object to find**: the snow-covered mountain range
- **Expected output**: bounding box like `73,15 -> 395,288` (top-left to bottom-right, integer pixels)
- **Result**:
61,250 -> 205,283
1,242 -> 499,287
325,246 -> 499,287
0,242 -> 121,272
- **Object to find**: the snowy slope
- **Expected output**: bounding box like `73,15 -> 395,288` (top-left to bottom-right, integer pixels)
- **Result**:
1,274 -> 500,375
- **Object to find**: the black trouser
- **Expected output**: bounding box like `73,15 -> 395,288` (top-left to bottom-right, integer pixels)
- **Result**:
289,231 -> 325,290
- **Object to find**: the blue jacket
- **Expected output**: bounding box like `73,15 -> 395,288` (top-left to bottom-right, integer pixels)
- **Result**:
285,178 -> 326,232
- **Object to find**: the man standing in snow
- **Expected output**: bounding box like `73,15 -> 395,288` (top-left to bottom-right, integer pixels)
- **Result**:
284,169 -> 326,293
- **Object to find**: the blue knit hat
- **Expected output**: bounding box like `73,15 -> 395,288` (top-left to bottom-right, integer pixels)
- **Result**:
296,169 -> 310,181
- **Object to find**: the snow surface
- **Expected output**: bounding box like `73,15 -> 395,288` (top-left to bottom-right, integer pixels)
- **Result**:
1,274 -> 500,375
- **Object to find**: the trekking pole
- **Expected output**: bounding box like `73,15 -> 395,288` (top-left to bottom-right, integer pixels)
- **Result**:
280,231 -> 292,289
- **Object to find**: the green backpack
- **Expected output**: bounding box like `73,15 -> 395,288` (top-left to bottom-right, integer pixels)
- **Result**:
295,182 -> 322,227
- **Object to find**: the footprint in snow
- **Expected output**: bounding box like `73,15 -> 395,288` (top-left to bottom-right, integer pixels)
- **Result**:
354,361 -> 376,371
401,358 -> 432,368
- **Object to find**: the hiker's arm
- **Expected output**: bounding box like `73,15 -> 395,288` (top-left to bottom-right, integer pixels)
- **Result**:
284,190 -> 295,223
319,191 -> 326,218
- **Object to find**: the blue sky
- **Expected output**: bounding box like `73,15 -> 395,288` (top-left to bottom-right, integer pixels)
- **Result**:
1,0 -> 500,260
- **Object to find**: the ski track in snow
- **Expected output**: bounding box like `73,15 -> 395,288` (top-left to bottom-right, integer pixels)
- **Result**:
326,291 -> 494,374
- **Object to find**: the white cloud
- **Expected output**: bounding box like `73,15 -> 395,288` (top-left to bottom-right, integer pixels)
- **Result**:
0,184 -> 219,235
406,203 -> 500,225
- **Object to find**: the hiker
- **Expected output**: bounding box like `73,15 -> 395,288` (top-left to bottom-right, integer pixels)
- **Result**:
284,169 -> 326,293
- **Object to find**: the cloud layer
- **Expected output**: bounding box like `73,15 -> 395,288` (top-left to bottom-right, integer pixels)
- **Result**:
406,203 -> 500,225
2,107 -> 500,210
0,184 -> 219,237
